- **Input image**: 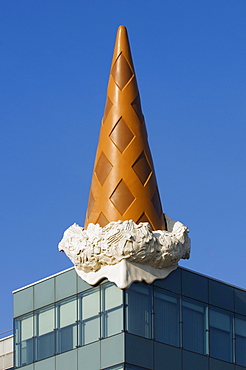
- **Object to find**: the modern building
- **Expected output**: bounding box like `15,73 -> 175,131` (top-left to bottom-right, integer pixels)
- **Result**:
2,25 -> 246,370
12,266 -> 246,370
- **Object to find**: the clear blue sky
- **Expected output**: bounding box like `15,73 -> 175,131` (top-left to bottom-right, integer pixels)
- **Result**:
1,0 -> 246,335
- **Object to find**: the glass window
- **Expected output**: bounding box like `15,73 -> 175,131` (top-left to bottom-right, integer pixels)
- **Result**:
235,315 -> 246,366
56,296 -> 77,354
209,307 -> 233,362
126,283 -> 152,339
154,288 -> 180,346
36,305 -> 55,361
182,298 -> 207,354
79,288 -> 100,345
101,282 -> 123,338
21,315 -> 34,366
15,314 -> 34,367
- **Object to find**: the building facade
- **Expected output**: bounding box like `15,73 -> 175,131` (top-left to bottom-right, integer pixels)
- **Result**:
13,267 -> 246,370
0,335 -> 13,370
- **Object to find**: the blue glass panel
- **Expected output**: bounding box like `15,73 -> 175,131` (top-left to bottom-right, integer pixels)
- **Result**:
182,269 -> 208,303
235,315 -> 246,366
37,331 -> 55,361
154,288 -> 179,346
209,280 -> 234,311
58,324 -> 77,353
209,307 -> 233,362
154,267 -> 181,294
182,298 -> 207,354
126,283 -> 152,339
235,288 -> 246,316
21,337 -> 34,366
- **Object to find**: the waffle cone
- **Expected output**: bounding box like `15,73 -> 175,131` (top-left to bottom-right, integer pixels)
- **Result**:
84,26 -> 166,231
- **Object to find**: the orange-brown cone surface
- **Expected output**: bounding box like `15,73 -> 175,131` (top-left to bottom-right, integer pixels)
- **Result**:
84,26 -> 166,231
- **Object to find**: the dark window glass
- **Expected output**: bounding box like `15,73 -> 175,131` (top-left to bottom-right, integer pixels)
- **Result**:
101,282 -> 123,338
154,288 -> 179,346
182,270 -> 208,302
56,296 -> 77,354
209,308 -> 233,362
154,267 -> 181,294
126,283 -> 152,338
36,305 -> 55,361
182,298 -> 207,354
21,337 -> 34,366
209,280 -> 234,311
235,288 -> 246,316
235,315 -> 246,366
37,331 -> 55,360
79,288 -> 100,345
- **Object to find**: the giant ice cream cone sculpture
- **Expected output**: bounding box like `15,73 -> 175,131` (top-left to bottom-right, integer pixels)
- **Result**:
84,26 -> 166,231
59,26 -> 190,289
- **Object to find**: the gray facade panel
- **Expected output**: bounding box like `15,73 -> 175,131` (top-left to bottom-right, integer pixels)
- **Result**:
101,334 -> 125,369
14,286 -> 34,317
154,342 -> 181,370
125,334 -> 153,369
55,269 -> 77,301
77,342 -> 100,370
56,350 -> 77,369
34,356 -> 55,370
181,269 -> 208,303
18,365 -> 34,370
209,358 -> 234,370
77,274 -> 91,294
182,350 -> 209,370
34,278 -> 55,309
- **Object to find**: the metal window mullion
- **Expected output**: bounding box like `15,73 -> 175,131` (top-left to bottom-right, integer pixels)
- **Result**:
56,304 -> 60,354
205,305 -> 209,356
101,286 -> 105,339
34,312 -> 38,362
19,319 -> 23,367
232,313 -> 236,364
123,289 -> 126,333
179,296 -> 183,349
151,285 -> 154,340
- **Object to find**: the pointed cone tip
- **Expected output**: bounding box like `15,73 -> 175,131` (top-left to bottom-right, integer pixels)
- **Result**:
117,25 -> 127,33
115,26 -> 129,48
84,26 -> 166,231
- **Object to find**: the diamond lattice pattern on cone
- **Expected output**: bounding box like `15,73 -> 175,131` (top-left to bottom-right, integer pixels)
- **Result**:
84,26 -> 166,231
